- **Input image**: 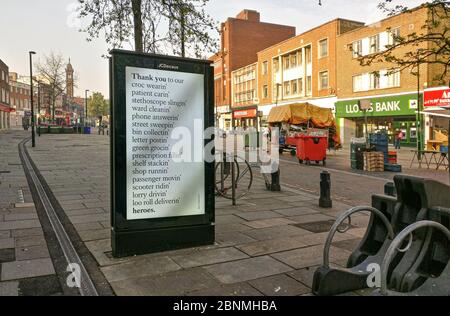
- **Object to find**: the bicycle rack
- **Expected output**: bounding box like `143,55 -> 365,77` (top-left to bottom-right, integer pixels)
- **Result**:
312,206 -> 395,296
312,175 -> 450,296
377,218 -> 450,296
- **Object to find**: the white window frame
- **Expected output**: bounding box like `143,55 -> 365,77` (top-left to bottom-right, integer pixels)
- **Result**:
318,70 -> 329,90
318,38 -> 329,59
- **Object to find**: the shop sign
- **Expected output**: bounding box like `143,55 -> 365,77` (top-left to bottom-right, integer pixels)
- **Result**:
424,87 -> 450,108
216,105 -> 230,114
233,109 -> 257,119
335,94 -> 419,118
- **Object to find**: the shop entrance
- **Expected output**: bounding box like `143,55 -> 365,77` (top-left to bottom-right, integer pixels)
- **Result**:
353,116 -> 417,146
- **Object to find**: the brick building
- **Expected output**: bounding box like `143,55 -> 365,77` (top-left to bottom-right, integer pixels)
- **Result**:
256,19 -> 364,126
0,59 -> 11,130
210,9 -> 296,130
9,73 -> 31,128
335,5 -> 449,147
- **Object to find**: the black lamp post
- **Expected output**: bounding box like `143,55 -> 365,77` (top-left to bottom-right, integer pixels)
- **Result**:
37,81 -> 41,137
85,89 -> 89,128
29,51 -> 36,147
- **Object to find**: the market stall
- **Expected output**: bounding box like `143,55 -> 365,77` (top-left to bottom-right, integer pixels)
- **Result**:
267,102 -> 341,152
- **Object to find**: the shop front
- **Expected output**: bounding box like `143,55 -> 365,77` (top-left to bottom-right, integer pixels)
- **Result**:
335,93 -> 421,147
232,107 -> 259,131
215,105 -> 231,131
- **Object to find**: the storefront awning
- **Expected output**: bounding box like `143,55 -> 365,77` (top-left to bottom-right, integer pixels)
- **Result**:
0,104 -> 13,112
421,109 -> 450,118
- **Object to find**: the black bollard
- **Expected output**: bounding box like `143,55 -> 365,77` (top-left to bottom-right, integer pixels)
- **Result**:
270,168 -> 281,192
384,182 -> 396,197
319,171 -> 332,208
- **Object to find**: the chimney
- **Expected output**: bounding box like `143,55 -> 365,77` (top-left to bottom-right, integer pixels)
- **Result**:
236,10 -> 260,22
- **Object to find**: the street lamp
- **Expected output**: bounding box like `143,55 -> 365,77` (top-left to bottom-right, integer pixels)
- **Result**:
29,51 -> 36,148
85,89 -> 89,128
37,80 -> 41,137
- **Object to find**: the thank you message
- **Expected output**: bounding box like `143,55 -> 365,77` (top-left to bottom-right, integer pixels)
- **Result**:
126,66 -> 205,220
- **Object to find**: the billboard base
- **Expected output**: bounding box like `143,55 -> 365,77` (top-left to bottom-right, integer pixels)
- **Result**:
112,224 -> 215,258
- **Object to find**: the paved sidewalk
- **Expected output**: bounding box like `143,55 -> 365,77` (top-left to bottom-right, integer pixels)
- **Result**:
23,132 -> 374,296
0,130 -> 61,296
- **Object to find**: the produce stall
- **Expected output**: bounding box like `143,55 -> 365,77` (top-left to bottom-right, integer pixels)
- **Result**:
267,103 -> 341,156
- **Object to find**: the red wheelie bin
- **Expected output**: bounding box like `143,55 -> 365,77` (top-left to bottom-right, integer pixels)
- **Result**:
296,135 -> 328,166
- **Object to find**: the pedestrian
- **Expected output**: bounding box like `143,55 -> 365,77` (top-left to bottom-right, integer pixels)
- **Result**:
395,130 -> 403,149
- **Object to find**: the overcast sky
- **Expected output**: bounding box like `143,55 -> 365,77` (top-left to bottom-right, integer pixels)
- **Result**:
0,0 -> 425,98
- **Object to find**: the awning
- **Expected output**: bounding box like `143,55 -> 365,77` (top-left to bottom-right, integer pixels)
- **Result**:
267,102 -> 336,128
0,104 -> 12,112
421,109 -> 450,118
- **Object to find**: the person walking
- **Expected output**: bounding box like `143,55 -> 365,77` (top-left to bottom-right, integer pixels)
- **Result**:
395,130 -> 403,149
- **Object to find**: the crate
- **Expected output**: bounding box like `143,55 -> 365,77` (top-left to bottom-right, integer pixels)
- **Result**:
363,152 -> 385,172
384,164 -> 402,172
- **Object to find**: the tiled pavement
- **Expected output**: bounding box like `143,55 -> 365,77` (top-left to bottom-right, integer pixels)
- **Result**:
21,132 -> 372,296
0,130 -> 61,296
0,132 -> 368,295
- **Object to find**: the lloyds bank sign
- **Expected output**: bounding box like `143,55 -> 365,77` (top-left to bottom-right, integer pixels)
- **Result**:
335,93 -> 420,118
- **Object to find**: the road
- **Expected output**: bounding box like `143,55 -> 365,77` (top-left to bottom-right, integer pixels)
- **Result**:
272,147 -> 449,207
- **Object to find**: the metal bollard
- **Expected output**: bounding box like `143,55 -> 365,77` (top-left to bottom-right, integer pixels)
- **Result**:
319,171 -> 332,208
384,182 -> 396,197
270,168 -> 281,192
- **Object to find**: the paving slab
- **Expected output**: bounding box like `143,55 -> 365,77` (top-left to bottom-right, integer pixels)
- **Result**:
0,238 -> 15,249
249,274 -> 311,296
1,258 -> 55,281
170,247 -> 249,269
235,211 -> 283,221
237,236 -> 308,257
186,282 -> 263,296
15,245 -> 50,261
100,256 -> 181,282
243,225 -> 311,241
110,267 -> 220,296
287,266 -> 320,288
204,256 -> 292,284
271,245 -> 352,269
0,281 -> 19,296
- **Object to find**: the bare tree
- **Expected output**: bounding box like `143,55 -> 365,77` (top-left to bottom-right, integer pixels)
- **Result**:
161,0 -> 219,58
77,0 -> 218,57
36,53 -> 74,122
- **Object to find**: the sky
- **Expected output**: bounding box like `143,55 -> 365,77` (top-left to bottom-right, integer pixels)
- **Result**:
0,0 -> 426,98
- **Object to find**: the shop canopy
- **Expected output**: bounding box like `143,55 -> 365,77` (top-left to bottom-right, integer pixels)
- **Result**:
267,103 -> 336,128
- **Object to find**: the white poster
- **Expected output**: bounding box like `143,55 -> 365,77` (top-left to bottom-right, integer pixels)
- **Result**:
125,66 -> 205,220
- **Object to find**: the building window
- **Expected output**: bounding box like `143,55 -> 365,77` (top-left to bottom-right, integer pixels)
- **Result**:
291,54 -> 297,67
369,71 -> 380,90
299,78 -> 304,95
291,80 -> 298,95
353,75 -> 364,92
263,85 -> 268,98
319,71 -> 329,90
386,69 -> 401,88
306,76 -> 312,95
352,40 -> 362,58
369,34 -> 380,54
273,59 -> 280,73
284,56 -> 290,69
262,61 -> 268,75
388,28 -> 401,46
319,39 -> 328,58
305,46 -> 312,64
284,81 -> 291,96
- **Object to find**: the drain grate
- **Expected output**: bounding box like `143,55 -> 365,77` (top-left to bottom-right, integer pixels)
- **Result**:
0,171 -> 11,174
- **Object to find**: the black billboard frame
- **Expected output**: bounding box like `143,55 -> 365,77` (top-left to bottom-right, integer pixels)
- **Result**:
110,49 -> 215,258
